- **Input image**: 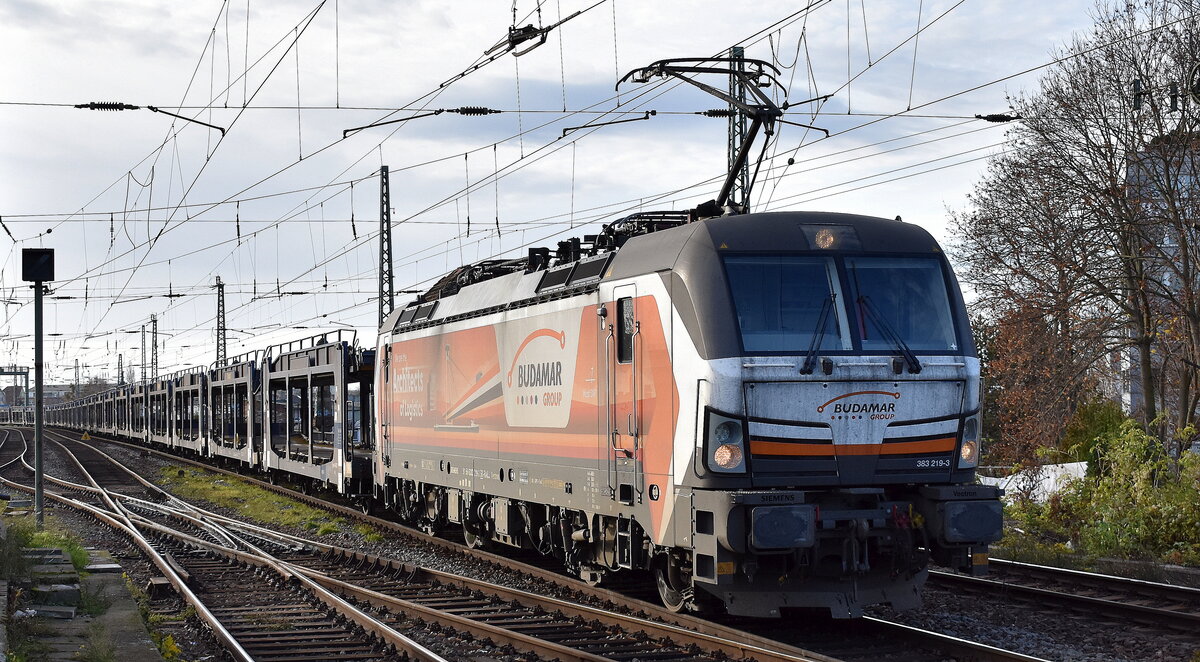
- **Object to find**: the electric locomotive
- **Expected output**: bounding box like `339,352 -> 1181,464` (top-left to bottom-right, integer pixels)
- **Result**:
374,209 -> 1003,617
42,54 -> 1004,620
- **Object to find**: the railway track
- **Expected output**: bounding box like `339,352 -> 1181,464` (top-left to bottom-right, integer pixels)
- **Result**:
23,428 -> 829,662
1,428 -> 448,662
32,427 -> 1048,662
929,558 -> 1200,638
0,428 -> 27,471
148,535 -> 408,662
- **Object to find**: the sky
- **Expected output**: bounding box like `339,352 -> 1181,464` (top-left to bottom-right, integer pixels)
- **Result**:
0,0 -> 1099,385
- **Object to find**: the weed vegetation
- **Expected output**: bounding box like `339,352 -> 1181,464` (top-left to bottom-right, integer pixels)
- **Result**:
6,616 -> 55,662
156,466 -> 347,534
76,622 -> 116,662
77,581 -> 113,617
123,573 -> 190,661
999,420 -> 1200,567
4,514 -> 91,573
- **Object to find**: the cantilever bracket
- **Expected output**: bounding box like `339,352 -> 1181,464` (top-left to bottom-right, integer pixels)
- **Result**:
147,106 -> 226,136
562,111 -> 655,137
75,101 -> 227,136
484,0 -> 605,57
343,109 -> 445,138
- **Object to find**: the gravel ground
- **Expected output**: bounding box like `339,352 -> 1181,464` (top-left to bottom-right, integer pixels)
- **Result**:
42,504 -> 231,661
4,433 -> 564,661
869,585 -> 1200,662
26,431 -> 1200,662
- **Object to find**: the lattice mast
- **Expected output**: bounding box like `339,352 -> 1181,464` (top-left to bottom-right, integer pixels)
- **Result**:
378,165 -> 394,330
215,276 -> 227,366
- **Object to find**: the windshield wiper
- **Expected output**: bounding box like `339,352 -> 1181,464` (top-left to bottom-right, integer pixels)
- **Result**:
857,295 -> 922,374
800,295 -> 834,375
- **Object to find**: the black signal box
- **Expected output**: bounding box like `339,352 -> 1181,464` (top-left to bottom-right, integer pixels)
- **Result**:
22,248 -> 54,282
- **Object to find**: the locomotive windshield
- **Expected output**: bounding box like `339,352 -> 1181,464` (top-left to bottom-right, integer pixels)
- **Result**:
846,256 -> 958,352
725,254 -> 959,354
724,256 -> 851,353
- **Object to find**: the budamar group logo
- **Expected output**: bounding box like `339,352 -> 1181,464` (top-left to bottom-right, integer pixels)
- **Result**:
497,315 -> 578,428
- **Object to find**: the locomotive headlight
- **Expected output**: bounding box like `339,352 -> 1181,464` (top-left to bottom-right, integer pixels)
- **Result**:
705,411 -> 747,473
714,420 -> 741,445
713,443 -> 744,469
958,416 -> 980,468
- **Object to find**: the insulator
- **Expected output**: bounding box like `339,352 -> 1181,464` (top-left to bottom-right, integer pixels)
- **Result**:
75,101 -> 140,111
454,106 -> 501,116
974,113 -> 1022,123
701,108 -> 735,117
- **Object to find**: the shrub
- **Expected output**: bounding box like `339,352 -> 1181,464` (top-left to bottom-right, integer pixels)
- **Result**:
1049,421 -> 1200,563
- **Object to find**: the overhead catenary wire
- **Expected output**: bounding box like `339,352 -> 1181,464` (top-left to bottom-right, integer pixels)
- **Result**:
21,3 -> 1190,376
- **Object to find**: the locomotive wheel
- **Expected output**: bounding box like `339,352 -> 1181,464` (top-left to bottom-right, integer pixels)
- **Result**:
655,557 -> 692,613
462,522 -> 489,550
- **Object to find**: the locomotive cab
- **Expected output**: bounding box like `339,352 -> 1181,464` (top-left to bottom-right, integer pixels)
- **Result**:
633,211 -> 1004,616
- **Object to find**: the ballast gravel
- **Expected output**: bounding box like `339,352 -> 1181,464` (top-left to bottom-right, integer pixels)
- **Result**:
26,433 -> 1200,662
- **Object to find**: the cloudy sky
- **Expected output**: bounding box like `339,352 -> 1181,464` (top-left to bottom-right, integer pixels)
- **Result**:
0,0 -> 1098,384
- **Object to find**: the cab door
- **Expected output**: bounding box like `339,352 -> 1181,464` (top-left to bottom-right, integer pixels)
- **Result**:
378,343 -> 392,470
606,285 -> 640,505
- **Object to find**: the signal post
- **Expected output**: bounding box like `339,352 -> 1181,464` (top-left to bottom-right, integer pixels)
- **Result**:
22,248 -> 53,528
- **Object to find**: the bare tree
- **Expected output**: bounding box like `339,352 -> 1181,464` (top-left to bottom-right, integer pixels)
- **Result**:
952,0 -> 1199,452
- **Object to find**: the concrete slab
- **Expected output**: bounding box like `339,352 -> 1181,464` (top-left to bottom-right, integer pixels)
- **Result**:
28,605 -> 76,619
80,572 -> 163,662
85,550 -> 123,574
31,583 -> 81,605
18,572 -> 163,662
30,565 -> 78,584
24,548 -> 70,564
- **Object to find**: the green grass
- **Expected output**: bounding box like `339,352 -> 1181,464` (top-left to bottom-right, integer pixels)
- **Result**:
155,466 -> 347,535
354,523 -> 385,543
146,605 -> 195,627
0,519 -> 32,580
4,514 -> 91,573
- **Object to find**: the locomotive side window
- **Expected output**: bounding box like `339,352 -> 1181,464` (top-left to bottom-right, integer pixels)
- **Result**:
190,391 -> 201,441
347,381 -> 368,449
210,387 -> 222,443
223,385 -> 237,447
617,297 -> 634,363
252,386 -> 263,449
